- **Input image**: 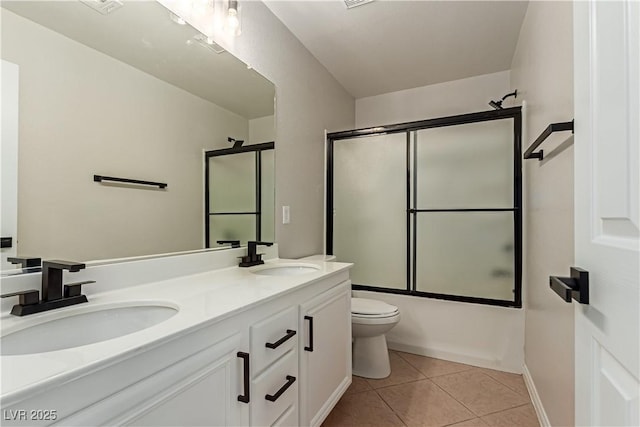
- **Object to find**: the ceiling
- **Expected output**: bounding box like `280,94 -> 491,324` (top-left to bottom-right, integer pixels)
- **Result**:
264,0 -> 529,99
2,1 -> 275,119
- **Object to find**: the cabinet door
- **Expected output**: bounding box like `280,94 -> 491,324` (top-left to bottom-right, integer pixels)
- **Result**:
123,333 -> 248,427
299,281 -> 351,427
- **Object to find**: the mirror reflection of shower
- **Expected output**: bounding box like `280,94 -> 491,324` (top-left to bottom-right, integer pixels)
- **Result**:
205,141 -> 275,248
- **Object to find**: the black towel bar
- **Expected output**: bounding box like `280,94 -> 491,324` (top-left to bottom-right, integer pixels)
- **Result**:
94,175 -> 167,189
524,120 -> 574,161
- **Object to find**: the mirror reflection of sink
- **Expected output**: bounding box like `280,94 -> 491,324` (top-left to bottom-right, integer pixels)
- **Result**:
252,264 -> 320,276
1,304 -> 178,356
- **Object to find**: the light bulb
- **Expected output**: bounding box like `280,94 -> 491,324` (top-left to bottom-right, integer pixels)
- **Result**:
227,8 -> 239,31
169,12 -> 186,25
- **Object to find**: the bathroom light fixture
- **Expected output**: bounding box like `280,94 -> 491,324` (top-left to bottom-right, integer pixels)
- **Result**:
190,33 -> 226,54
169,12 -> 187,25
226,0 -> 241,35
80,0 -> 123,15
344,0 -> 375,9
489,90 -> 518,110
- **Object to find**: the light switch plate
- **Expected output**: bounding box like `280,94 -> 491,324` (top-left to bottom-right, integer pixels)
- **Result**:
282,206 -> 290,224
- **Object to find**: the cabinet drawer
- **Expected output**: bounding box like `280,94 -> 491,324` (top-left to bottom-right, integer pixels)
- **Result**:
251,306 -> 297,374
272,403 -> 298,427
251,350 -> 298,427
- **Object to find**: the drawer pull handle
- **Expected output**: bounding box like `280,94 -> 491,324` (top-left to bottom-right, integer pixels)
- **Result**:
304,316 -> 314,352
265,329 -> 297,349
265,375 -> 296,402
237,352 -> 250,403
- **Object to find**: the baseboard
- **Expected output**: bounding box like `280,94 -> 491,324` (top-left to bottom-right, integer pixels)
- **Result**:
522,363 -> 550,427
387,341 -> 522,374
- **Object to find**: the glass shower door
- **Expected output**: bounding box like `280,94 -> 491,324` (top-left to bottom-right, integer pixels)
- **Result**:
332,133 -> 407,289
412,119 -> 516,301
207,152 -> 257,246
205,144 -> 275,247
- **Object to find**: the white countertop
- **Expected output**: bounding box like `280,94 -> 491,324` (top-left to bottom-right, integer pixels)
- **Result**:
0,258 -> 351,402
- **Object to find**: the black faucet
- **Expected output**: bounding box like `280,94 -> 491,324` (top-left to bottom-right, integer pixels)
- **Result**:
8,256 -> 42,269
239,241 -> 273,267
1,260 -> 94,316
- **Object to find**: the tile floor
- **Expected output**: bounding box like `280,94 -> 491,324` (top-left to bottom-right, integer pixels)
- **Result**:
322,351 -> 540,427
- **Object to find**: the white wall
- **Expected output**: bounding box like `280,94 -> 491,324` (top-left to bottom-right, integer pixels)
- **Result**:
160,0 -> 356,258
229,2 -> 356,258
1,10 -> 249,262
510,2 -> 575,426
1,60 -> 19,269
353,71 -> 525,373
249,115 -> 276,144
356,70 -> 510,128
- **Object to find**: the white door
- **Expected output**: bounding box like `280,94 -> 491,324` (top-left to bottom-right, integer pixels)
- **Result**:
1,60 -> 19,270
574,1 -> 640,426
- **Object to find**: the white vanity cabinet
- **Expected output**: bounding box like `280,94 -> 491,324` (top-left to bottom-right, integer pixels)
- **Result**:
249,306 -> 299,426
122,333 -> 248,427
0,265 -> 352,427
299,281 -> 352,427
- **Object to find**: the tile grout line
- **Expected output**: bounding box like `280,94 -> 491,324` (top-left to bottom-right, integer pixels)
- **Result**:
394,351 -> 477,379
478,402 -> 535,418
480,370 -> 530,397
345,353 -> 538,427
430,369 -> 533,417
372,386 -> 408,427
365,376 -> 426,392
427,374 -> 483,419
374,353 -> 528,422
374,376 -> 478,427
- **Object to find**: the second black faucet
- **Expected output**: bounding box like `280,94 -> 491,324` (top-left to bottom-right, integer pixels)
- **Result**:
239,241 -> 273,267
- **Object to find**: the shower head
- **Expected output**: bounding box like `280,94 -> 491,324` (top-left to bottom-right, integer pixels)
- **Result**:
489,89 -> 518,110
228,137 -> 244,148
489,100 -> 503,110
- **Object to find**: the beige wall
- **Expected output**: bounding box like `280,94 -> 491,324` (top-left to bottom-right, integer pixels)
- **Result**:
168,1 -> 356,258
510,2 -> 575,426
1,10 -> 250,261
249,115 -> 276,144
236,2 -> 355,258
356,70 -> 511,128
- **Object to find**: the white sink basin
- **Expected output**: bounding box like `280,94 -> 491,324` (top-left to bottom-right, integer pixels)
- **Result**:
1,304 -> 178,356
252,263 -> 320,276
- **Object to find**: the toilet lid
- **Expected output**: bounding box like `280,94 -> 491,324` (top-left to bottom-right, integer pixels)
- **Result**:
351,298 -> 398,316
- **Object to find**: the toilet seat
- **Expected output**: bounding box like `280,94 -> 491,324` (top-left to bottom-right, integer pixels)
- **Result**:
351,298 -> 399,318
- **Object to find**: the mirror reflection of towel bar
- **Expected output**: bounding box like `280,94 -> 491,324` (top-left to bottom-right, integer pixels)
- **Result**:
93,175 -> 167,189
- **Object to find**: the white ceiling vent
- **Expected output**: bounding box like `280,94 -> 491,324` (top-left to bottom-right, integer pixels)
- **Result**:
80,0 -> 123,15
344,0 -> 375,9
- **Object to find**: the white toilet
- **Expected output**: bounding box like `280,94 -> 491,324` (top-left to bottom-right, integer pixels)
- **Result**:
351,297 -> 400,379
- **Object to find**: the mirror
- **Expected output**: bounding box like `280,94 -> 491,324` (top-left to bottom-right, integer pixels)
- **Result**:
0,0 -> 276,270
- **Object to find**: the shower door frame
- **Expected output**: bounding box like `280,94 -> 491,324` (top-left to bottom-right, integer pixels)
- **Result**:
204,141 -> 274,248
326,107 -> 522,308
